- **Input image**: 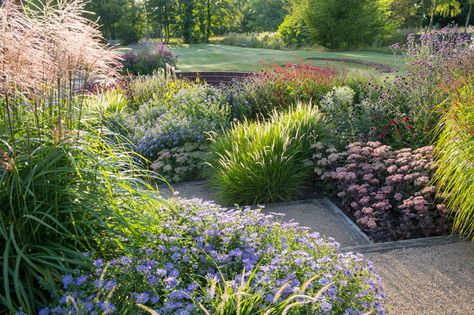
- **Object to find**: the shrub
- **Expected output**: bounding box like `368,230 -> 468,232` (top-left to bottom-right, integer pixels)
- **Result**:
278,13 -> 312,48
41,198 -> 387,314
127,68 -> 180,105
130,86 -> 231,160
226,62 -> 343,119
211,32 -> 285,49
434,79 -> 474,239
318,83 -> 421,149
204,103 -> 326,205
313,142 -> 450,241
151,142 -> 209,183
122,41 -> 177,75
303,0 -> 390,49
319,86 -> 356,145
383,27 -> 474,147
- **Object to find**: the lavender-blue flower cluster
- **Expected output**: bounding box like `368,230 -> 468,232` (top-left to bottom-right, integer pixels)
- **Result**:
129,86 -> 231,160
40,199 -> 386,314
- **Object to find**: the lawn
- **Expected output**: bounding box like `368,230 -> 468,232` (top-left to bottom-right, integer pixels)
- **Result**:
168,44 -> 402,74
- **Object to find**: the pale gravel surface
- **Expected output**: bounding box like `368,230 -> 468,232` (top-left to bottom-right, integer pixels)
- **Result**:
161,181 -> 474,314
365,242 -> 474,315
263,200 -> 367,247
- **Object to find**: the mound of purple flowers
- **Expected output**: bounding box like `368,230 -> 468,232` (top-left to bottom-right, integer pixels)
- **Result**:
40,199 -> 386,314
314,141 -> 450,241
122,40 -> 177,75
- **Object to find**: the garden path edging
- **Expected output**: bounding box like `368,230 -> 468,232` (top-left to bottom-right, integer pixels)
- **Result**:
338,235 -> 464,254
321,198 -> 464,254
159,180 -> 464,253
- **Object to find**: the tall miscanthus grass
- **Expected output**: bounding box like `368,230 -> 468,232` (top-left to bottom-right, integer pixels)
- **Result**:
0,131 -> 162,313
0,0 -> 121,144
204,103 -> 326,205
434,77 -> 474,239
0,1 -> 161,312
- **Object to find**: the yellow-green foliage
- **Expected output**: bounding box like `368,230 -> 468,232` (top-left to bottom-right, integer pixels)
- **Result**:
205,103 -> 326,205
434,80 -> 474,239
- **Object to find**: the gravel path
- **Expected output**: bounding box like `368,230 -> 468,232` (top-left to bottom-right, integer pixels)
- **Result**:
365,242 -> 474,315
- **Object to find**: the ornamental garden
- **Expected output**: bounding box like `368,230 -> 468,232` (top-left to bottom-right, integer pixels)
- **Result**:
1,0 -> 473,314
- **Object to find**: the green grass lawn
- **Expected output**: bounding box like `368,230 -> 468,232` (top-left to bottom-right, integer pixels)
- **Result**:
168,44 -> 401,75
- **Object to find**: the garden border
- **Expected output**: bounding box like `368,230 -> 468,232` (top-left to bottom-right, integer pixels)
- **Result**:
321,197 -> 466,253
338,235 -> 464,253
161,181 -> 465,254
265,197 -> 464,253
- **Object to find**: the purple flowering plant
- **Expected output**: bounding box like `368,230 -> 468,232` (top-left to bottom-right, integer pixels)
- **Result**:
122,40 -> 177,75
41,199 -> 386,314
311,141 -> 450,241
127,86 -> 230,160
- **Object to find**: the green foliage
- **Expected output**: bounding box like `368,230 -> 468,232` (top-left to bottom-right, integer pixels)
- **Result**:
85,89 -> 130,117
127,69 -> 183,105
86,0 -> 145,43
434,80 -> 474,239
303,0 -> 389,49
278,12 -> 312,47
0,131 -> 161,312
240,0 -> 289,32
226,62 -> 343,120
204,103 -> 326,205
150,142 -> 209,183
211,32 -> 285,49
123,41 -> 177,75
127,85 -> 231,160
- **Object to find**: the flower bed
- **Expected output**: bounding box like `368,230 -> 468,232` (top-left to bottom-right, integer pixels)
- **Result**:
311,141 -> 450,242
41,199 -> 386,314
123,40 -> 177,75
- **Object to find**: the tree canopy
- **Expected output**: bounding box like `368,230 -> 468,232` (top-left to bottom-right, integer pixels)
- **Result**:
82,0 -> 473,46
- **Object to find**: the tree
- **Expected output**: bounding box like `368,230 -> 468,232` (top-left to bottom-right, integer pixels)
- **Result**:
381,0 -> 423,28
147,0 -> 179,41
241,0 -> 289,32
303,0 -> 389,49
465,0 -> 473,30
86,0 -> 144,43
423,0 -> 462,30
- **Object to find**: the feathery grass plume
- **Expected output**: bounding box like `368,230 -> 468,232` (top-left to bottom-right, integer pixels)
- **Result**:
0,1 -> 153,313
0,0 -> 121,144
434,77 -> 474,239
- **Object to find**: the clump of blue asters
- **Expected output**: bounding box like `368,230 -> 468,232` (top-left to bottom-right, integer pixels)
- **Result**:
41,199 -> 386,314
127,85 -> 231,160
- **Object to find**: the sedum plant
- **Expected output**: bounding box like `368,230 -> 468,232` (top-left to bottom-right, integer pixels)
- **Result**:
150,142 -> 209,183
313,141 -> 450,241
204,103 -> 326,205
